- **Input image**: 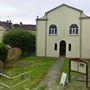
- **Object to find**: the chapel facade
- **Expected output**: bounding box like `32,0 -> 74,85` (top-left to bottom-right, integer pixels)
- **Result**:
36,4 -> 90,59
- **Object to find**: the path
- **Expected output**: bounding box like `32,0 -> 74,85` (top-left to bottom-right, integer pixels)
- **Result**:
34,57 -> 64,90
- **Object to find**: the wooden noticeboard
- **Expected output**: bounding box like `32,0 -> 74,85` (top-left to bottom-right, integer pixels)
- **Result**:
71,60 -> 87,74
69,58 -> 88,88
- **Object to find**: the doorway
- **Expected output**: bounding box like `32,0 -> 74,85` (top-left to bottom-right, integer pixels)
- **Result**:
60,40 -> 66,56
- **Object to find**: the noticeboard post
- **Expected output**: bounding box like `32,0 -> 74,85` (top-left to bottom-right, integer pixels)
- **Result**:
68,58 -> 88,88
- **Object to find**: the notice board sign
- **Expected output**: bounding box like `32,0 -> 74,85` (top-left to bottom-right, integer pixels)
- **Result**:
78,62 -> 86,74
69,58 -> 88,88
71,60 -> 78,72
60,72 -> 67,86
71,60 -> 87,74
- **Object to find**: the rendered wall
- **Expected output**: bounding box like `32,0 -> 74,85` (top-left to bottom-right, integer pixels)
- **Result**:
46,6 -> 81,57
36,20 -> 46,56
82,19 -> 90,59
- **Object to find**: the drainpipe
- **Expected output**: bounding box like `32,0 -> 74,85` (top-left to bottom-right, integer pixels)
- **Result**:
45,14 -> 48,57
36,16 -> 39,56
80,12 -> 82,58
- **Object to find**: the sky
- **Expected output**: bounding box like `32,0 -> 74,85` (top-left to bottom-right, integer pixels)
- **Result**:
0,0 -> 90,24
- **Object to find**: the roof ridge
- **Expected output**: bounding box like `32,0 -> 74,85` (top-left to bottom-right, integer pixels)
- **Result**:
46,4 -> 83,14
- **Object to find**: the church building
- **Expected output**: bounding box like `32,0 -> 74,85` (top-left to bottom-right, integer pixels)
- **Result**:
36,4 -> 90,59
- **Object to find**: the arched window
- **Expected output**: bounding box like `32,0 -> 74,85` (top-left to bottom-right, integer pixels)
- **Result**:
49,24 -> 57,35
69,24 -> 78,35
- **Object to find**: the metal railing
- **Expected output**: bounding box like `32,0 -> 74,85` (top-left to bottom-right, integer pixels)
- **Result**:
0,71 -> 31,90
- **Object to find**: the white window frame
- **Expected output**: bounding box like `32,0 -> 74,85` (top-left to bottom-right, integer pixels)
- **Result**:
69,24 -> 79,35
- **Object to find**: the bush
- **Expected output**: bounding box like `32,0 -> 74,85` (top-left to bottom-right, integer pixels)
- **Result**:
0,43 -> 8,62
2,30 -> 36,55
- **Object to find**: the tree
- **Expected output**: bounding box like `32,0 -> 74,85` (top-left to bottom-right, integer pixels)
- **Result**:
0,43 -> 8,62
2,30 -> 36,55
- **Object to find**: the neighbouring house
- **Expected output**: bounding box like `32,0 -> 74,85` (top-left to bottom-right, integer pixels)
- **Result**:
13,23 -> 36,35
0,20 -> 12,30
0,20 -> 36,42
0,20 -> 12,42
36,4 -> 90,59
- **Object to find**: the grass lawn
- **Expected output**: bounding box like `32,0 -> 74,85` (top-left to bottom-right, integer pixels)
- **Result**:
0,57 -> 57,90
58,58 -> 90,90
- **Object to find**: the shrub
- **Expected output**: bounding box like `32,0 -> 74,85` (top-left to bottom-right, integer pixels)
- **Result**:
0,43 -> 8,62
2,30 -> 36,55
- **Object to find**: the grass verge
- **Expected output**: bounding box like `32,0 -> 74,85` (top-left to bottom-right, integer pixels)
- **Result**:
0,57 -> 57,90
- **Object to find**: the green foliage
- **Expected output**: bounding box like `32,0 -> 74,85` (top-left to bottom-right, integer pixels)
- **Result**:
2,30 -> 36,55
0,43 -> 8,62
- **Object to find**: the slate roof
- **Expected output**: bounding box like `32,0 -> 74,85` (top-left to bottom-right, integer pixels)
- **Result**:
0,21 -> 12,30
20,24 -> 36,31
13,24 -> 36,31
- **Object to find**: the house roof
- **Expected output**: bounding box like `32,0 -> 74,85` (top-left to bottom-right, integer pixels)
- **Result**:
0,26 -> 6,31
0,21 -> 12,30
13,24 -> 36,31
46,4 -> 83,14
21,24 -> 36,30
80,17 -> 90,19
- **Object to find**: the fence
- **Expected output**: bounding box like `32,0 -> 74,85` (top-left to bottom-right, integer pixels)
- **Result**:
0,71 -> 31,90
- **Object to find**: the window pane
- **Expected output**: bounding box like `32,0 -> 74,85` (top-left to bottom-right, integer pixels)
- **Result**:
68,44 -> 71,51
73,28 -> 75,34
69,29 -> 72,34
69,24 -> 78,35
49,24 -> 57,35
55,29 -> 57,34
54,43 -> 57,50
49,29 -> 51,34
52,29 -> 54,34
76,28 -> 78,34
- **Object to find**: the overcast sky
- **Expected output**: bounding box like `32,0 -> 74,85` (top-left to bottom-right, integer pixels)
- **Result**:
0,0 -> 90,24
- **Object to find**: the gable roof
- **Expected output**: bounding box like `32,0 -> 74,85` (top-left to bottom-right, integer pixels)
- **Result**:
46,4 -> 83,14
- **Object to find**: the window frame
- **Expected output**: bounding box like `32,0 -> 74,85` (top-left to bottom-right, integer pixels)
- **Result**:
69,24 -> 78,35
49,24 -> 57,35
68,43 -> 71,51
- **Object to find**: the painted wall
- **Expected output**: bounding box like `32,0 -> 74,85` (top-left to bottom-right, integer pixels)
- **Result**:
82,19 -> 90,59
36,20 -> 46,56
46,6 -> 81,57
36,5 -> 90,58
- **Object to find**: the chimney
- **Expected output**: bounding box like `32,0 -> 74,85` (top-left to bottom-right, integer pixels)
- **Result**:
20,22 -> 22,26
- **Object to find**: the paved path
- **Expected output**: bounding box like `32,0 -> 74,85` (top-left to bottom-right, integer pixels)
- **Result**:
34,57 -> 64,90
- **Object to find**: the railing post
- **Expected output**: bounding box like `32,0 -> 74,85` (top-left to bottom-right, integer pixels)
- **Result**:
9,74 -> 13,90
